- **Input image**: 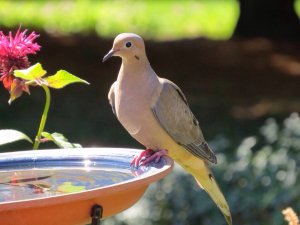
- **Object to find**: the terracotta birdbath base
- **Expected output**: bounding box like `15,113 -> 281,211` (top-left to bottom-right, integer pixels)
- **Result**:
0,148 -> 173,225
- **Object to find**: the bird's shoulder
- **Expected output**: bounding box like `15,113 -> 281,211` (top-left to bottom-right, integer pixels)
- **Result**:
156,78 -> 189,106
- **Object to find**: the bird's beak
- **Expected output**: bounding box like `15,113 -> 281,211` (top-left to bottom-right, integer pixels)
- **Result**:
102,49 -> 119,62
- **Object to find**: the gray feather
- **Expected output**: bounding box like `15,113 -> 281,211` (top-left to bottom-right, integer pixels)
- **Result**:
152,79 -> 217,164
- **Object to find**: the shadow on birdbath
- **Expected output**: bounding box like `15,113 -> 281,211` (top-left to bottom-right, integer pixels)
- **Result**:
0,148 -> 173,225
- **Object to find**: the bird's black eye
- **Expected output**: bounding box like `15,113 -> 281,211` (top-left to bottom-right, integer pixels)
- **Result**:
125,42 -> 132,48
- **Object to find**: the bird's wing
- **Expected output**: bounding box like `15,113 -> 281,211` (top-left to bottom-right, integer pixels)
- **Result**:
151,79 -> 217,164
108,82 -> 116,116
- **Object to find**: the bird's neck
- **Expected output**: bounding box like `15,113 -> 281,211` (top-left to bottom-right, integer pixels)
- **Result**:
118,57 -> 157,82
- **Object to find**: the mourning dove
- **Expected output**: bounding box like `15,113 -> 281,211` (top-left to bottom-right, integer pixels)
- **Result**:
103,33 -> 232,225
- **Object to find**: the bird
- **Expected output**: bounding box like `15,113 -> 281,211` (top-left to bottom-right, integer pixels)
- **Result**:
103,33 -> 232,225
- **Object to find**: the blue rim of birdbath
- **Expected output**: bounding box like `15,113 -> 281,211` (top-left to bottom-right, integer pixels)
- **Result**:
0,148 -> 174,225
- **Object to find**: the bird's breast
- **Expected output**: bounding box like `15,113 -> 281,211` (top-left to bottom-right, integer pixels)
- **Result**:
114,81 -> 154,135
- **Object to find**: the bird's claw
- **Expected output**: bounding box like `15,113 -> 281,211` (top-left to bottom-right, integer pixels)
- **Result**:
130,148 -> 168,169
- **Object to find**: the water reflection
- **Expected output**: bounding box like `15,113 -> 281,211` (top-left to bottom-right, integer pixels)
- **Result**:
0,168 -> 134,202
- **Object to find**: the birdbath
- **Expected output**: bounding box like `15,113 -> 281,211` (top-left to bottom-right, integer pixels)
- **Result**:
0,148 -> 173,225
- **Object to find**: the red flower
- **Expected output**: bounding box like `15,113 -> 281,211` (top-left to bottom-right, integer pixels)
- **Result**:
0,28 -> 40,92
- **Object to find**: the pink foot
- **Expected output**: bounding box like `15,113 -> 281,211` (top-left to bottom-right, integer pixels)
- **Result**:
131,149 -> 168,168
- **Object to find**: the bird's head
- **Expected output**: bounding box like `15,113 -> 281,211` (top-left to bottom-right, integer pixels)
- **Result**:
102,33 -> 146,62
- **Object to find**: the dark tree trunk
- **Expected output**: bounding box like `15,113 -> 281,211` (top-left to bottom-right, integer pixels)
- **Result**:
234,0 -> 300,40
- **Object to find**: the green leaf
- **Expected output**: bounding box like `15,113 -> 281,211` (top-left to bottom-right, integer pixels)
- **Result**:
42,132 -> 82,148
57,182 -> 86,193
44,70 -> 89,89
14,63 -> 47,81
0,129 -> 32,146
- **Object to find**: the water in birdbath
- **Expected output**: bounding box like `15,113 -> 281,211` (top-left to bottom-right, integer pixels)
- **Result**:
0,149 -> 166,205
0,167 -> 134,202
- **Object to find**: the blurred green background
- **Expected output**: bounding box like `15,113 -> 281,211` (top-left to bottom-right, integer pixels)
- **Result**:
0,0 -> 300,225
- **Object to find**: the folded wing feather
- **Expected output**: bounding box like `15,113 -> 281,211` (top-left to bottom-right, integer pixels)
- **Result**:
152,79 -> 217,164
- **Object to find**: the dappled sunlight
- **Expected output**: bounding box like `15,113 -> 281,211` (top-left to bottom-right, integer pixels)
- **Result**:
219,114 -> 300,222
231,100 -> 300,119
240,38 -> 274,54
0,0 -> 239,40
270,54 -> 300,76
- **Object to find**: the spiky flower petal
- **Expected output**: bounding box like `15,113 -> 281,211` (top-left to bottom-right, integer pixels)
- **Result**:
0,28 -> 40,95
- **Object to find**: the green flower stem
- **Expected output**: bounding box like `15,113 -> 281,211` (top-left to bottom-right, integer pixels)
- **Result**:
33,84 -> 51,150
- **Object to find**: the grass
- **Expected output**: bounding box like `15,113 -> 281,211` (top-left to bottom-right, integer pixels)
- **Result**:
294,0 -> 300,18
1,0 -> 300,40
0,0 -> 239,40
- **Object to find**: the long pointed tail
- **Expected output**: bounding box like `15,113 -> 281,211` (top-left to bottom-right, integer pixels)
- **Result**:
193,165 -> 232,225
